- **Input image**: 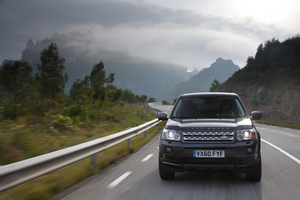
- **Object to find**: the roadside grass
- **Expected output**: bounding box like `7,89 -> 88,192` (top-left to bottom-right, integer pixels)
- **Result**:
0,102 -> 152,165
0,102 -> 164,199
1,115 -> 165,200
255,119 -> 300,130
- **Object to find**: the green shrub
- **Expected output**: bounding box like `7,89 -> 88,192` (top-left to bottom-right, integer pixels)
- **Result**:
44,110 -> 73,130
66,104 -> 82,117
3,102 -> 21,120
103,111 -> 118,122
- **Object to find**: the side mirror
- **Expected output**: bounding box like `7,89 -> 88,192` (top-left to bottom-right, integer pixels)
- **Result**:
158,112 -> 168,120
251,111 -> 261,120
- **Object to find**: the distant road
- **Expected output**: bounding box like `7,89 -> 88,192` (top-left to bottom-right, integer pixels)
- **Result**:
151,104 -> 173,116
59,104 -> 300,200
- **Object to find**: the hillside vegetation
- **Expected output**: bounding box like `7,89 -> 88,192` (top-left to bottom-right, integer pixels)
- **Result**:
229,36 -> 300,82
0,43 -> 159,165
217,35 -> 300,122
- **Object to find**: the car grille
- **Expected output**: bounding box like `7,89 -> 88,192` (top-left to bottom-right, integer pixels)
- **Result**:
182,129 -> 235,142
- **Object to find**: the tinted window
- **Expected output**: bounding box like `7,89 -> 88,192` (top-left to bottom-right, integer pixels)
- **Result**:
172,97 -> 246,118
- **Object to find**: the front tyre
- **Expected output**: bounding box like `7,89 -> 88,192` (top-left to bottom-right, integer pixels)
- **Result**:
246,159 -> 262,181
159,158 -> 175,180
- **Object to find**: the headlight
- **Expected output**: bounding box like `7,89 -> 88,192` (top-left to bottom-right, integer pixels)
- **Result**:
236,129 -> 257,141
162,129 -> 180,141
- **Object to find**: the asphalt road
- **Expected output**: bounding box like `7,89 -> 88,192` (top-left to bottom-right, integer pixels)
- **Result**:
153,104 -> 174,116
61,105 -> 300,200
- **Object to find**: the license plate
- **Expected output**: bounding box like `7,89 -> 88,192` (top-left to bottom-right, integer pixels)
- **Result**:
193,150 -> 225,158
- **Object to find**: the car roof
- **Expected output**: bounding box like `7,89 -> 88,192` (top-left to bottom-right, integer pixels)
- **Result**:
179,92 -> 239,98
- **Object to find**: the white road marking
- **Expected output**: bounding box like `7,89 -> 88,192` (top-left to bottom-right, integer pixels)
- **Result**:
277,131 -> 300,138
107,171 -> 132,189
257,127 -> 300,138
262,139 -> 300,165
141,154 -> 154,162
167,106 -> 173,110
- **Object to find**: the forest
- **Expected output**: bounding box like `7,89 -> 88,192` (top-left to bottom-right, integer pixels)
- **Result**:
229,35 -> 300,82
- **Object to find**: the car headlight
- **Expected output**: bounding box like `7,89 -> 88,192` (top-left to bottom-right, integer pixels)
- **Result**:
162,129 -> 180,141
236,129 -> 257,141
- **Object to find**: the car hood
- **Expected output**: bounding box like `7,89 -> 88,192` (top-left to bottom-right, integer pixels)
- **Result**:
165,118 -> 253,129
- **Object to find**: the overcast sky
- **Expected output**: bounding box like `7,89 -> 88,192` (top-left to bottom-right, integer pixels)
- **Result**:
1,0 -> 300,70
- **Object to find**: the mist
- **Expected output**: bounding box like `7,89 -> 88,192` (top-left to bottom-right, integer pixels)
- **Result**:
1,0 -> 299,70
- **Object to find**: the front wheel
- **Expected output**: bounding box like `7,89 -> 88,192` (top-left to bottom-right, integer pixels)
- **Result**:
246,159 -> 262,181
159,158 -> 175,180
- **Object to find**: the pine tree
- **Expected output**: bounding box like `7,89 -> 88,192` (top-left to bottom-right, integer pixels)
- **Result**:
35,43 -> 68,98
89,61 -> 114,100
0,61 -> 33,103
0,61 -> 40,119
68,61 -> 115,102
209,78 -> 220,92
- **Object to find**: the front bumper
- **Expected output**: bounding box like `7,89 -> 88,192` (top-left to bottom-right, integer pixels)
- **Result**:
159,139 -> 260,173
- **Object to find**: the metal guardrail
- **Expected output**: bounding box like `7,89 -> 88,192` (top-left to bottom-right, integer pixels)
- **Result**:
0,118 -> 161,192
147,102 -> 163,115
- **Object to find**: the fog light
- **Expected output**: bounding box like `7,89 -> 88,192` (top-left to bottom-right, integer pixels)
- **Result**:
166,147 -> 172,154
246,148 -> 253,153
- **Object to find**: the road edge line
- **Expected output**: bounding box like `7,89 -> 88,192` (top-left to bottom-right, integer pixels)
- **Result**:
262,139 -> 300,165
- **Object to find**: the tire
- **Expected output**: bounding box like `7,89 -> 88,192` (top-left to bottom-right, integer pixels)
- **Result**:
246,159 -> 262,181
159,158 -> 175,180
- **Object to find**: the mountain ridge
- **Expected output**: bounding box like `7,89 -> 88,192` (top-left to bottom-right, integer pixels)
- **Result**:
157,57 -> 240,102
19,32 -> 199,97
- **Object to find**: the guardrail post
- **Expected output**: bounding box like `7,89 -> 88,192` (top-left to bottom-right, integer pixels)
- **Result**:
127,139 -> 131,148
91,154 -> 97,170
126,127 -> 131,148
144,130 -> 147,137
90,139 -> 97,170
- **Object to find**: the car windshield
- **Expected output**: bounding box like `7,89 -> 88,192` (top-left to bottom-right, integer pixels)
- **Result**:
171,97 -> 246,119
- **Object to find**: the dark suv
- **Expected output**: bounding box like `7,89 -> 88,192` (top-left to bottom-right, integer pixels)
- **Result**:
158,92 -> 262,181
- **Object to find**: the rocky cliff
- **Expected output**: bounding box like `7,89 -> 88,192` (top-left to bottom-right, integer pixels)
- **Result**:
22,32 -> 97,65
217,80 -> 300,122
216,35 -> 300,122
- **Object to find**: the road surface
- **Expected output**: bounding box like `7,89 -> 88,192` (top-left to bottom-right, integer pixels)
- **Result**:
60,105 -> 300,200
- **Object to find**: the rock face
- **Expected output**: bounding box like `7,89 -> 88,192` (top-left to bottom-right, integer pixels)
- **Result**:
21,32 -> 94,69
1,59 -> 15,67
21,39 -> 41,71
217,82 -> 300,122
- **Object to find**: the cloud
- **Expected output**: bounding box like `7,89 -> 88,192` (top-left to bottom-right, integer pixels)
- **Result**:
0,0 -> 296,70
